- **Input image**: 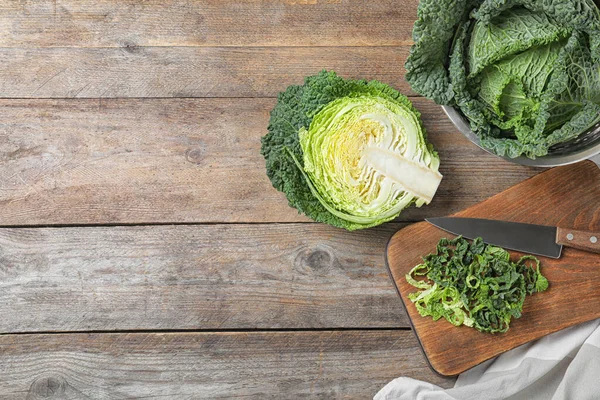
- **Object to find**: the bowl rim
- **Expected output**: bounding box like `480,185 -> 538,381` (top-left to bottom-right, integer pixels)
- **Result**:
441,105 -> 600,168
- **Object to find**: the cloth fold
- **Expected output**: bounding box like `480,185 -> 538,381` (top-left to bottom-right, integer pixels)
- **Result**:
375,319 -> 600,400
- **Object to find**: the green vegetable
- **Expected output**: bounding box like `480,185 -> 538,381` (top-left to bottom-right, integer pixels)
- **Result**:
406,237 -> 549,333
405,0 -> 600,159
261,71 -> 442,230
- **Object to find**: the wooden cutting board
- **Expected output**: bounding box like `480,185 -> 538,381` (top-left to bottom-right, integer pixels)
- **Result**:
386,161 -> 600,376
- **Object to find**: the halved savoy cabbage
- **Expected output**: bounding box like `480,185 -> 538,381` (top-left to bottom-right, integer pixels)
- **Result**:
261,71 -> 442,231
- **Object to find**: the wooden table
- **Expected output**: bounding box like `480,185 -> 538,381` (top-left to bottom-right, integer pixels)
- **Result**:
0,1 -> 541,398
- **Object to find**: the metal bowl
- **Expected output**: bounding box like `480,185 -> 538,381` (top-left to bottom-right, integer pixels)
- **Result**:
442,106 -> 600,168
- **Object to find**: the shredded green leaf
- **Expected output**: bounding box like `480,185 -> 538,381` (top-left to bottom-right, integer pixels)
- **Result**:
406,236 -> 549,333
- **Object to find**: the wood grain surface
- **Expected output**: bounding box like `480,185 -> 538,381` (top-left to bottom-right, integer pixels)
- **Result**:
387,161 -> 600,376
0,0 -> 417,48
0,98 -> 537,226
0,47 -> 412,98
0,330 -> 454,398
0,223 -> 406,333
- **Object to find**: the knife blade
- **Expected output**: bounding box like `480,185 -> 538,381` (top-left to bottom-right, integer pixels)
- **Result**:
426,217 -> 563,258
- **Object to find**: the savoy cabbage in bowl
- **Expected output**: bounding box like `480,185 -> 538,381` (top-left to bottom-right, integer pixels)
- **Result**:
405,0 -> 600,159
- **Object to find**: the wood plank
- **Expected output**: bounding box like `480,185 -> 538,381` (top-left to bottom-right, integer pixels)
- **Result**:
0,98 -> 539,226
0,46 -> 411,98
0,224 -> 406,332
0,0 -> 416,48
0,331 -> 455,398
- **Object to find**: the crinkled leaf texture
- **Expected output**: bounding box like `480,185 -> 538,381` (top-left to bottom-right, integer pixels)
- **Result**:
406,237 -> 549,333
406,0 -> 600,159
261,71 -> 440,231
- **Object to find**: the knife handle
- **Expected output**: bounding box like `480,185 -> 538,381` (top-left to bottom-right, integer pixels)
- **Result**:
556,227 -> 600,254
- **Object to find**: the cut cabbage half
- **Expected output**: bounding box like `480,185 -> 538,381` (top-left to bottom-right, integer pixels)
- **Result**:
298,95 -> 442,227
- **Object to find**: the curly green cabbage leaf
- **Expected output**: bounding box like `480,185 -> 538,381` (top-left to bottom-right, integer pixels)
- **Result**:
406,0 -> 600,159
406,237 -> 549,333
261,71 -> 442,231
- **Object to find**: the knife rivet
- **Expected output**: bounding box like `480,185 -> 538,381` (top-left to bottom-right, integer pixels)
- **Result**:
591,236 -> 598,244
567,233 -> 574,241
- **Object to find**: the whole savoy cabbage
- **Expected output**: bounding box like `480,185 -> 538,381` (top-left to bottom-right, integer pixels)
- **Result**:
406,0 -> 600,158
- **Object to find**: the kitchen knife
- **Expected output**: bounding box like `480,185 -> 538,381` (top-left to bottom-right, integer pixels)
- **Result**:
426,217 -> 600,259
